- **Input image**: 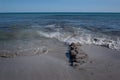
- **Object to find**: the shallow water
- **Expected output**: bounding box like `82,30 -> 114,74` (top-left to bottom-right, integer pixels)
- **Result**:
0,13 -> 120,52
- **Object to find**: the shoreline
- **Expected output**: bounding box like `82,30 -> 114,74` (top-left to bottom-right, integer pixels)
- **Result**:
0,42 -> 120,80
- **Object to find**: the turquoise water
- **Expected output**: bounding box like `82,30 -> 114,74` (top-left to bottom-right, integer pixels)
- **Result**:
0,13 -> 120,51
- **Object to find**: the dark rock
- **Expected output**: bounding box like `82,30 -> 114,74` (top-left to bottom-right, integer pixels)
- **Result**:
69,43 -> 77,50
101,44 -> 109,48
70,50 -> 77,62
94,38 -> 99,42
68,42 -> 88,67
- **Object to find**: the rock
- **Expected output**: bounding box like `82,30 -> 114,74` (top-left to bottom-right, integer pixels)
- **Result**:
68,42 -> 88,67
101,44 -> 109,48
70,50 -> 76,56
70,50 -> 77,62
94,38 -> 99,42
76,54 -> 87,59
70,42 -> 77,50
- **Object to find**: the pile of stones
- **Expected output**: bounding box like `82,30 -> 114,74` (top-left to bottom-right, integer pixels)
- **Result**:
69,43 -> 88,67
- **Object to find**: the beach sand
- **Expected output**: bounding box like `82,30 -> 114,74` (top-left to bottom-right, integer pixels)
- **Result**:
0,41 -> 120,80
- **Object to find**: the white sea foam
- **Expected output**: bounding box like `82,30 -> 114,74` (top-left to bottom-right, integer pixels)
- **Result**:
37,31 -> 61,38
37,30 -> 120,50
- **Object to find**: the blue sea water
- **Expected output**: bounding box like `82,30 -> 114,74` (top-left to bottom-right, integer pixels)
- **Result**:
0,13 -> 120,51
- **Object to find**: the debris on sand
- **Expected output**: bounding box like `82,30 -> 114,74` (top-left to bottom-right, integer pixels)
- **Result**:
0,47 -> 48,58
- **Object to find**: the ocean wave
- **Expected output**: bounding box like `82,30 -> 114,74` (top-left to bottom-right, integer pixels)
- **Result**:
1,23 -> 120,51
37,29 -> 120,50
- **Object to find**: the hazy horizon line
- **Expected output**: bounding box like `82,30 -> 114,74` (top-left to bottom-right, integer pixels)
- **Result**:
0,11 -> 120,14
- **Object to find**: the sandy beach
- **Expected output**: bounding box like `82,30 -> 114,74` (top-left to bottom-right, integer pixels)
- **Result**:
0,40 -> 120,80
0,13 -> 120,80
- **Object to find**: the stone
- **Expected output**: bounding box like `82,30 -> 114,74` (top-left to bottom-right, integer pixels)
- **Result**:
70,50 -> 76,56
70,43 -> 77,50
68,42 -> 88,68
94,38 -> 99,42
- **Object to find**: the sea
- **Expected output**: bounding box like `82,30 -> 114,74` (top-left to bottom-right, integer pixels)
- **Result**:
0,12 -> 120,55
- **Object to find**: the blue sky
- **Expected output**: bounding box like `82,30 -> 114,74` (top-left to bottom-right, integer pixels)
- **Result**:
0,0 -> 120,12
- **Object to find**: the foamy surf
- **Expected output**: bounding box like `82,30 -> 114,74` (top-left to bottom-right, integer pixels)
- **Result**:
0,13 -> 120,53
37,28 -> 120,51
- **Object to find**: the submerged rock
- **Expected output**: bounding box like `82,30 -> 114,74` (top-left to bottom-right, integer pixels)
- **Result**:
94,38 -> 99,42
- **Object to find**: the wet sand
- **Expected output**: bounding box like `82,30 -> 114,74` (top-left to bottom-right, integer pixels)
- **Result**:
0,43 -> 120,80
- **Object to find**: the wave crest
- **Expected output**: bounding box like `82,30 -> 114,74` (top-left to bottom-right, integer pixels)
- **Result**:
37,29 -> 120,50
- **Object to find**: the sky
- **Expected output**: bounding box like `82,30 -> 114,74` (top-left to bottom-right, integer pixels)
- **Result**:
0,0 -> 120,12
